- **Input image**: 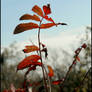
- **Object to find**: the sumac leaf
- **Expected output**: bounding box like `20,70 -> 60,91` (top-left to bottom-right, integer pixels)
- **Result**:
32,5 -> 44,17
52,79 -> 63,85
75,48 -> 81,54
16,88 -> 25,92
17,55 -> 40,70
23,45 -> 39,53
25,66 -> 36,76
40,23 -> 56,29
44,15 -> 54,23
40,23 -> 67,29
76,56 -> 80,62
13,22 -> 39,34
43,4 -> 51,15
31,62 -> 42,66
81,43 -> 87,49
47,65 -> 54,77
20,14 -> 40,21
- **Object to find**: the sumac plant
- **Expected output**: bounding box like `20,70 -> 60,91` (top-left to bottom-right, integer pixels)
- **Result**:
14,4 -> 67,92
3,4 -> 90,92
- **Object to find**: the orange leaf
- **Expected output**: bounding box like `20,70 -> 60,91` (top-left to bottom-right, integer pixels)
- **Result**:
43,4 -> 51,15
20,14 -> 40,21
47,65 -> 54,77
40,23 -> 56,29
17,55 -> 40,70
40,23 -> 67,29
13,22 -> 39,34
32,5 -> 44,17
52,80 -> 63,85
25,66 -> 36,76
23,45 -> 39,53
44,15 -> 55,23
76,56 -> 80,62
81,43 -> 87,49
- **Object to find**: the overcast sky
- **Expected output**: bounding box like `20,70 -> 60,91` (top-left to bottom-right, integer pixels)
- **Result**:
1,0 -> 91,47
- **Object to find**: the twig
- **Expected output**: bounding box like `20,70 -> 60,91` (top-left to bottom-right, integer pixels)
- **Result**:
61,47 -> 82,87
60,43 -> 87,90
38,17 -> 48,92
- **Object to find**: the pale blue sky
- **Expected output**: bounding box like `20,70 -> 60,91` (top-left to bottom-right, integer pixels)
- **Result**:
1,0 -> 91,47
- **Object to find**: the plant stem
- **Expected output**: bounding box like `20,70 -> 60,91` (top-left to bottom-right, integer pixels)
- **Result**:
43,65 -> 52,92
38,18 -> 48,92
61,46 -> 82,90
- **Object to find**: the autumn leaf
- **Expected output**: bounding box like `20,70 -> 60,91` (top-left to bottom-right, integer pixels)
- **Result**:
40,23 -> 56,29
52,79 -> 64,85
25,66 -> 36,76
13,22 -> 39,34
43,4 -> 51,15
23,45 -> 39,53
20,14 -> 40,21
17,55 -> 40,70
76,56 -> 80,62
47,65 -> 54,77
81,43 -> 87,49
44,15 -> 55,23
40,23 -> 67,29
24,62 -> 42,75
32,5 -> 44,17
25,62 -> 42,76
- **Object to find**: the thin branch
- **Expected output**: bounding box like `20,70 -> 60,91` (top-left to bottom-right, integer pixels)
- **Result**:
38,17 -> 48,92
60,44 -> 87,90
61,47 -> 82,88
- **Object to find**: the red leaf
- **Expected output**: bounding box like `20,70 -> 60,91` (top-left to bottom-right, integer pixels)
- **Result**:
76,56 -> 80,62
16,88 -> 25,92
40,23 -> 67,29
25,66 -> 36,76
32,5 -> 44,17
23,45 -> 39,53
20,14 -> 40,21
52,79 -> 64,85
40,23 -> 56,29
17,55 -> 40,70
47,65 -> 54,77
32,62 -> 42,66
25,62 -> 42,76
3,90 -> 9,92
43,4 -> 51,15
44,15 -> 55,23
81,43 -> 87,49
13,22 -> 39,34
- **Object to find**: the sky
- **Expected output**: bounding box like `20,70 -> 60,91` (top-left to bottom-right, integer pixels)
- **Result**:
1,0 -> 91,47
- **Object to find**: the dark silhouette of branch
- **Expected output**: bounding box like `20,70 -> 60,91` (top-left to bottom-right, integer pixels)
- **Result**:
60,43 -> 87,91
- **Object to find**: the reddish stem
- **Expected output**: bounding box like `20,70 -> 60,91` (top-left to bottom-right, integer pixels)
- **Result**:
38,18 -> 48,92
